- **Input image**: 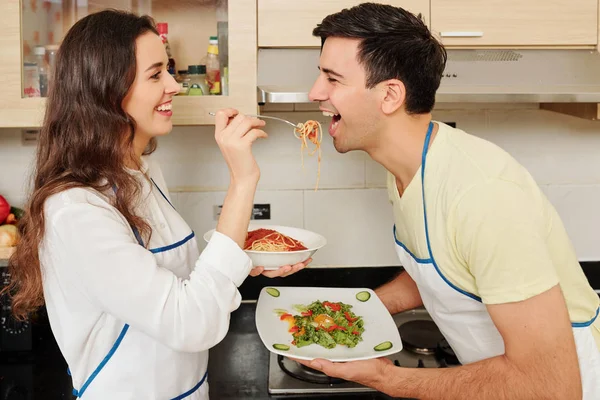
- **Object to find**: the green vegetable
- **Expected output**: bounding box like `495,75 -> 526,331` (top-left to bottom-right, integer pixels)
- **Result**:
281,300 -> 365,350
356,291 -> 371,302
374,341 -> 393,351
10,207 -> 24,220
273,344 -> 290,351
266,288 -> 280,297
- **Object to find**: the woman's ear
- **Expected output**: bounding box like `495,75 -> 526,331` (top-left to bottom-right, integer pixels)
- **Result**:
380,80 -> 406,115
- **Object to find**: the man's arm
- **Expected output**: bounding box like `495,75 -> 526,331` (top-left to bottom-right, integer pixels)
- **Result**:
376,284 -> 581,399
375,271 -> 423,314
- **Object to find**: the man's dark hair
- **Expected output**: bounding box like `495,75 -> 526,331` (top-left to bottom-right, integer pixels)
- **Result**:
313,2 -> 447,114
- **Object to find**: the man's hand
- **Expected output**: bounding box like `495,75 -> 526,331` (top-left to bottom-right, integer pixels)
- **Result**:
249,258 -> 312,278
291,357 -> 392,390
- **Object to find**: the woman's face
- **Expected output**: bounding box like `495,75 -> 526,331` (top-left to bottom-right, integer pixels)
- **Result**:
122,31 -> 180,147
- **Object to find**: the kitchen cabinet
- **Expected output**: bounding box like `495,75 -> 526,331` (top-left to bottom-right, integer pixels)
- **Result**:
0,0 -> 257,128
431,0 -> 597,47
540,103 -> 600,121
258,0 -> 598,49
257,0 -> 430,48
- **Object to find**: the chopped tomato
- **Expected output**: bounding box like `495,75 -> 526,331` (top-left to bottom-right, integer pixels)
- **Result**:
352,331 -> 360,335
336,326 -> 347,331
292,340 -> 296,345
289,326 -> 299,333
344,311 -> 358,322
323,302 -> 341,312
301,310 -> 313,317
280,313 -> 292,320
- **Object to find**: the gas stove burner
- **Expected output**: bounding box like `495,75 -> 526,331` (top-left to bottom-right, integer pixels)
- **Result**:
277,355 -> 346,385
436,338 -> 460,365
398,320 -> 444,355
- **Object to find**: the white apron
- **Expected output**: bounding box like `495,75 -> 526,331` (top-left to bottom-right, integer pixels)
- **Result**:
393,122 -> 600,398
70,179 -> 209,400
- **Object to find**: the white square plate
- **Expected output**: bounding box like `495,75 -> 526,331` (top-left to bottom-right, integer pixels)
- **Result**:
255,286 -> 402,361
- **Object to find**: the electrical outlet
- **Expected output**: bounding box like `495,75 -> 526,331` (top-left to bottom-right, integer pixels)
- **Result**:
252,204 -> 271,220
213,204 -> 271,220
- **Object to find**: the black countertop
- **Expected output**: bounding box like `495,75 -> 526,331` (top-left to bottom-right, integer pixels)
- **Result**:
1,263 -> 598,400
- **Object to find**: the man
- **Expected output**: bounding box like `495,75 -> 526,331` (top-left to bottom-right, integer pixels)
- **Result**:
296,3 -> 600,399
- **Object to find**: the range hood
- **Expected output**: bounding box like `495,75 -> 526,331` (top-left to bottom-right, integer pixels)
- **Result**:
257,48 -> 600,104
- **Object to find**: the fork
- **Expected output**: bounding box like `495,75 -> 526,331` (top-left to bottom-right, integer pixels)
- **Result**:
208,112 -> 300,129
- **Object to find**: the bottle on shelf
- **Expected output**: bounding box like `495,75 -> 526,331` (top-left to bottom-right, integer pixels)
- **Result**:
34,46 -> 48,97
216,0 -> 229,95
187,65 -> 209,96
156,22 -> 176,76
46,44 -> 59,91
206,36 -> 221,95
176,69 -> 190,96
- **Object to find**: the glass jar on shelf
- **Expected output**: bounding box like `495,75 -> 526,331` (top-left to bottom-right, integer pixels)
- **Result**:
187,65 -> 209,96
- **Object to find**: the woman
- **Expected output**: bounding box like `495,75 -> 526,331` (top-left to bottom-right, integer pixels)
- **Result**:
6,9 -> 308,400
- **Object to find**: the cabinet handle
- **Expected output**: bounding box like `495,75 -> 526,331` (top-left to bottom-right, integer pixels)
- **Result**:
440,31 -> 483,38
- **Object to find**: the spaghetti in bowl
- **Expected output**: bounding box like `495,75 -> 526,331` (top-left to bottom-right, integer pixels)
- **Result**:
203,225 -> 326,270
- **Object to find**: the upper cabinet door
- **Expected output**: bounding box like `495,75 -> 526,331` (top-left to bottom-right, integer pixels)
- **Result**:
0,0 -> 257,128
258,1 -> 430,47
431,0 -> 598,47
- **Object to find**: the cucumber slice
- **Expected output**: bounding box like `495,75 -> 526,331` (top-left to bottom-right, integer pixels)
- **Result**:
266,288 -> 280,297
374,341 -> 393,351
356,291 -> 371,302
273,344 -> 290,351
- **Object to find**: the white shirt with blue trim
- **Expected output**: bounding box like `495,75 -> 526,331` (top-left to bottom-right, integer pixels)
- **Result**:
39,157 -> 252,399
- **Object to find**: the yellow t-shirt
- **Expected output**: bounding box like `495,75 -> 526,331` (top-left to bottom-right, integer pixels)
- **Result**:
387,121 -> 600,349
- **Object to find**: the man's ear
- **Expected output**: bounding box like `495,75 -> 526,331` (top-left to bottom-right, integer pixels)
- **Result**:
380,79 -> 406,115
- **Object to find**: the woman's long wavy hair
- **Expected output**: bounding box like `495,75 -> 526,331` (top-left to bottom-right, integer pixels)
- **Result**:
5,10 -> 159,319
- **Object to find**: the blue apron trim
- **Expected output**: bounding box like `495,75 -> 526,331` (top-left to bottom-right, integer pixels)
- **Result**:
170,371 -> 209,400
572,307 -> 599,328
150,231 -> 195,254
151,178 -> 176,210
420,122 -> 482,303
72,324 -> 130,398
71,194 -> 143,398
393,225 -> 433,264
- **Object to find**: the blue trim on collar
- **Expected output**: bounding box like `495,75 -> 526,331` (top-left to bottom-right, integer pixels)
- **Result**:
151,178 -> 176,210
170,371 -> 208,400
150,232 -> 195,254
572,307 -> 599,328
393,225 -> 432,264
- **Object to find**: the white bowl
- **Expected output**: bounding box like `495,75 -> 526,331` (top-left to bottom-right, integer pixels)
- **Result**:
203,224 -> 326,270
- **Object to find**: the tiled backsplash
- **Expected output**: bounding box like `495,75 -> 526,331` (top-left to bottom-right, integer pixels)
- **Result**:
1,105 -> 600,264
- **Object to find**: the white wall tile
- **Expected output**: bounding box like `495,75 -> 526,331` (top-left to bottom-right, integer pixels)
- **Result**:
365,159 -> 387,188
0,129 -> 36,207
175,190 -> 304,251
484,109 -> 600,185
154,126 -> 230,191
304,189 -> 400,267
253,112 -> 365,190
3,104 -> 600,264
540,184 -> 600,261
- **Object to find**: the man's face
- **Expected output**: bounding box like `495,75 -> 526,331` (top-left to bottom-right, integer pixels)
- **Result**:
308,37 -> 381,154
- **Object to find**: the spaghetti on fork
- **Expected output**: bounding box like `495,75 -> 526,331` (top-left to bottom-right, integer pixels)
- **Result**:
294,120 -> 323,191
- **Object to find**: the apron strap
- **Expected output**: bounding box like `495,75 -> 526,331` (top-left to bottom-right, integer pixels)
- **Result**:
70,187 -> 143,398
